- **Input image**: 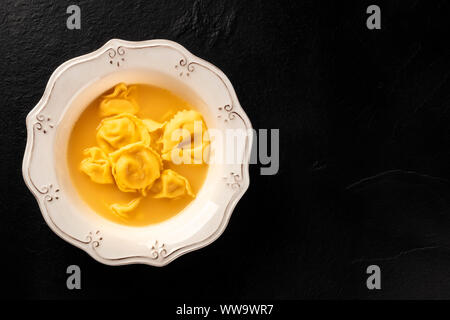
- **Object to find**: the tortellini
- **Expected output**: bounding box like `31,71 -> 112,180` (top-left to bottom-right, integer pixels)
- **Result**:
99,83 -> 139,117
160,110 -> 209,163
152,169 -> 195,199
142,118 -> 166,152
110,142 -> 162,195
110,197 -> 142,218
96,113 -> 150,153
143,118 -> 166,132
79,147 -> 114,184
79,83 -> 206,218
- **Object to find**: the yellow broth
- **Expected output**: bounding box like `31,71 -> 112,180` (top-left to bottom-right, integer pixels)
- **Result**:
67,84 -> 209,226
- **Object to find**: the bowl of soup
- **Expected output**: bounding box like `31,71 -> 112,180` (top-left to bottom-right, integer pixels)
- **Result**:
22,39 -> 252,266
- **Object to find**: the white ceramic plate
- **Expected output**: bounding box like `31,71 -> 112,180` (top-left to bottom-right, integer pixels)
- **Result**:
22,39 -> 252,266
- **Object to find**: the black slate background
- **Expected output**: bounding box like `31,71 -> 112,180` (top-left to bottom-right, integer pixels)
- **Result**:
1,0 -> 450,300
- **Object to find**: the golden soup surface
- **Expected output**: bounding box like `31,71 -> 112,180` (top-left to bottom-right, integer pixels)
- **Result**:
68,83 -> 209,226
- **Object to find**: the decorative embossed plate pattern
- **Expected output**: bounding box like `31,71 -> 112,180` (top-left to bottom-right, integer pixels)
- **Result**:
22,39 -> 252,266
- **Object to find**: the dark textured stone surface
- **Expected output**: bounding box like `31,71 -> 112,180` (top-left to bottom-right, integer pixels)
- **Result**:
1,0 -> 450,299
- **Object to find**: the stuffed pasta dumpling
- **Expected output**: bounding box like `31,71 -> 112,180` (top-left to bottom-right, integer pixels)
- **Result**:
152,169 -> 195,199
160,110 -> 209,164
110,142 -> 162,195
79,147 -> 114,184
142,118 -> 166,152
96,113 -> 150,153
99,83 -> 139,117
110,197 -> 142,218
